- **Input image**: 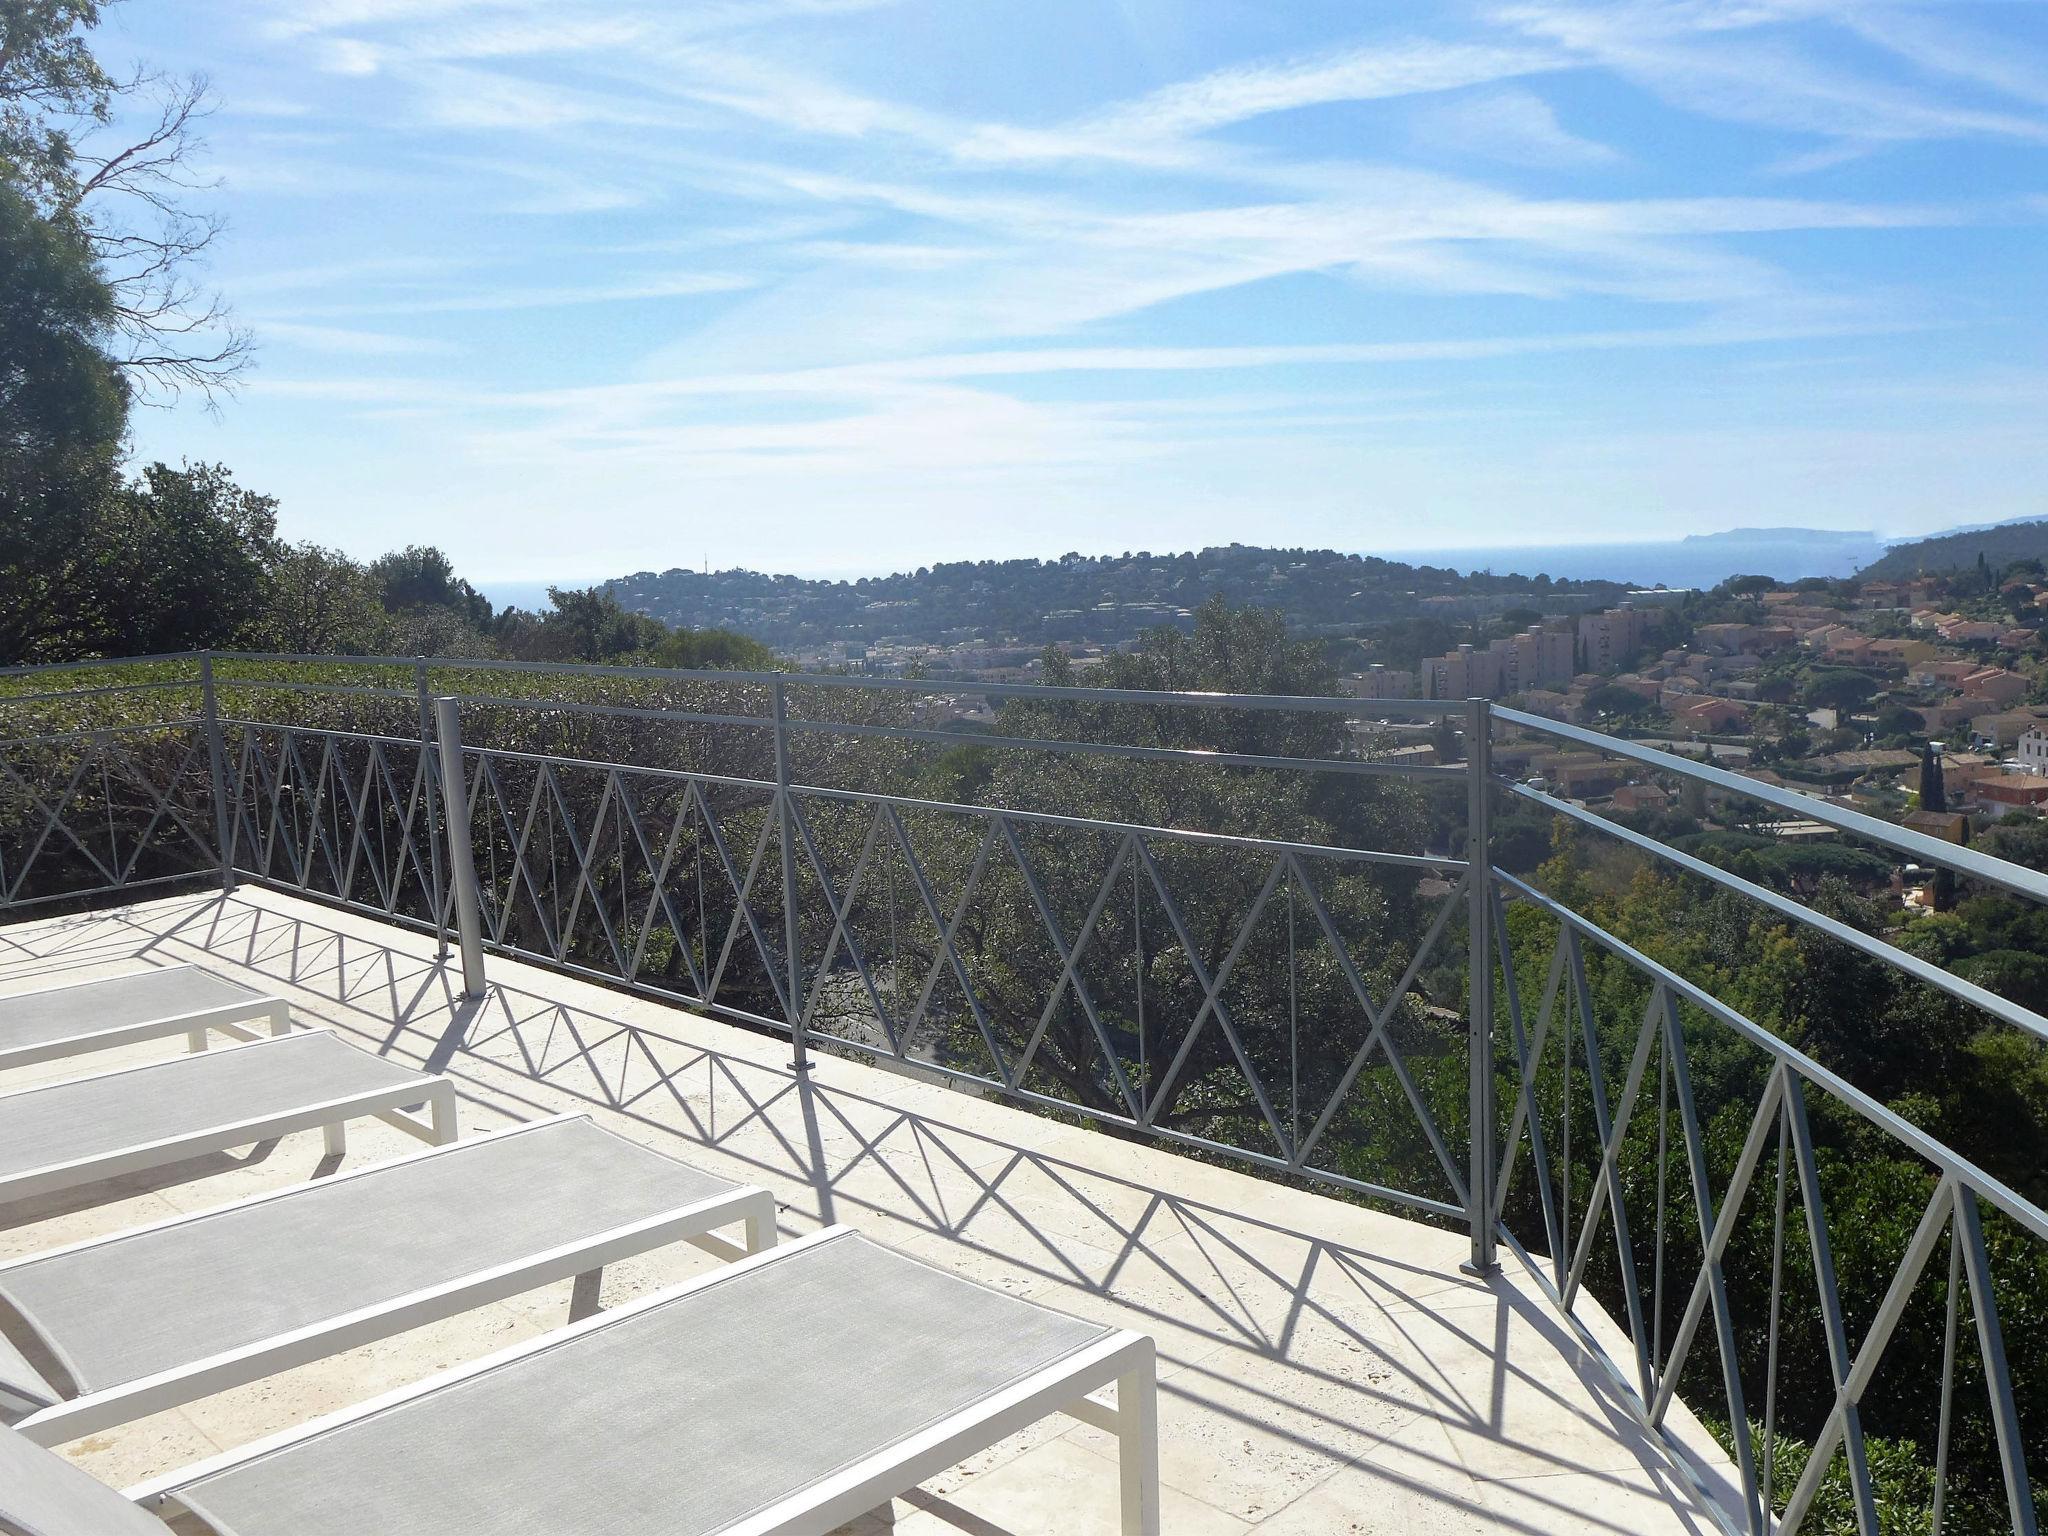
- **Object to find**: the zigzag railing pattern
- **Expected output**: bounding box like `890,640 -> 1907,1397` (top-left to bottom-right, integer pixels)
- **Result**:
0,720 -> 217,909
448,741 -> 1475,1213
220,721 -> 447,936
12,654 -> 2048,1533
1496,871 -> 2043,1536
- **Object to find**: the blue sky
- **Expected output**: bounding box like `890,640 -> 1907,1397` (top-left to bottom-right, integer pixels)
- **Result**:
102,0 -> 2048,581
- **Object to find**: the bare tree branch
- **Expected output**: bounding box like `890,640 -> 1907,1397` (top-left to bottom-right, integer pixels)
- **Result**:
12,58 -> 253,405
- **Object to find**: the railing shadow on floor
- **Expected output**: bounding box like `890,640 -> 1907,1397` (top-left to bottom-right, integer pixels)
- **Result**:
0,886 -> 1739,1536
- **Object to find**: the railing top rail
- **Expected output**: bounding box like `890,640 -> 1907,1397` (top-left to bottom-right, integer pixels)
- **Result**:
0,651 -> 205,681
450,734 -> 1466,872
0,718 -> 204,750
205,650 -> 1464,717
0,679 -> 201,708
1508,778 -> 2048,1047
1497,867 -> 2048,1246
1494,703 -> 2048,905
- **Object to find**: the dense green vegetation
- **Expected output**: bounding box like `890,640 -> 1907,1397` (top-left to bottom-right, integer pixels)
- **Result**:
607,546 -> 1626,650
1861,521 -> 2048,582
0,4 -> 768,675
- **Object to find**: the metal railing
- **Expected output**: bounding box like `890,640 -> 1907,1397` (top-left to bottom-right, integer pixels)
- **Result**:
2,649 -> 2045,1533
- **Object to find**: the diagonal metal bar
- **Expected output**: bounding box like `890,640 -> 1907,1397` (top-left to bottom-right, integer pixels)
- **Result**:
95,734 -> 214,881
368,740 -> 436,914
1657,993 -> 1764,1534
1556,941 -> 1656,1406
1493,912 -> 1567,1270
698,793 -> 791,1020
1780,1177 -> 1956,1535
292,734 -> 348,899
791,796 -> 896,1049
252,729 -> 303,886
1651,1061 -> 1787,1425
1782,1073 -> 1881,1535
1133,837 -> 1288,1153
478,755 -> 561,958
1294,875 -> 1468,1192
353,743 -> 400,911
893,807 -> 1009,1082
544,762 -> 628,977
1002,820 -> 1142,1120
1290,858 -> 1468,1201
332,739 -> 386,910
619,776 -> 708,995
1953,1184 -> 2039,1536
0,750 -> 116,900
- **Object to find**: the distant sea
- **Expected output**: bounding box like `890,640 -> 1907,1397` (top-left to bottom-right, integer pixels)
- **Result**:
475,580 -> 560,613
1380,528 -> 1889,589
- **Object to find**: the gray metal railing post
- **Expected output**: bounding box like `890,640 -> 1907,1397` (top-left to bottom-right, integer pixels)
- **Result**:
1465,695 -> 1498,1274
199,654 -> 236,893
432,696 -> 486,998
774,677 -> 810,1072
415,659 -> 450,958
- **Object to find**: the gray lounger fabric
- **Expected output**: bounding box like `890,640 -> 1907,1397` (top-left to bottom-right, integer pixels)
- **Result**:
177,1229 -> 1111,1536
0,968 -> 271,1058
0,1423 -> 167,1536
0,1117 -> 744,1405
0,1031 -> 424,1184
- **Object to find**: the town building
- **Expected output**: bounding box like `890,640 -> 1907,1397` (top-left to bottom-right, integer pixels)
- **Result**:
1344,664 -> 1418,700
1973,774 -> 2048,819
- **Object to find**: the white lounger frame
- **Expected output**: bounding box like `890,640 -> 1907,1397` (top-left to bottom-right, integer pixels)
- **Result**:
11,1114 -> 777,1445
126,1226 -> 1161,1536
0,1030 -> 459,1208
0,964 -> 290,1072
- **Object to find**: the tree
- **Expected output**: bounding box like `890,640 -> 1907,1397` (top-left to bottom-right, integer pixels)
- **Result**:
540,586 -> 667,663
1584,682 -> 1654,720
0,459 -> 276,662
1801,668 -> 1877,714
254,543 -> 384,654
370,545 -> 492,626
1,1 -> 247,399
0,178 -> 124,488
650,626 -> 777,671
846,598 -> 1442,1153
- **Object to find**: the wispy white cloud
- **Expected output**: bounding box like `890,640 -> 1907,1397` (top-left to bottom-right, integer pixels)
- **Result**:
251,319 -> 460,356
1836,8 -> 2048,112
306,272 -> 756,315
1410,86 -> 1623,168
139,0 -> 2048,575
1495,1 -> 2048,146
953,38 -> 1569,168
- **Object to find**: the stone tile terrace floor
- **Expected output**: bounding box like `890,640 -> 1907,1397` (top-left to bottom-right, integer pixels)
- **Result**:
0,887 -> 1740,1536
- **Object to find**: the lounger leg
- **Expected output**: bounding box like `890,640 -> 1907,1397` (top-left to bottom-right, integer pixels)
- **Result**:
429,1085 -> 459,1145
570,1268 -> 603,1322
744,1190 -> 778,1254
187,1029 -> 207,1052
267,1002 -> 291,1036
324,1119 -> 347,1158
1116,1349 -> 1160,1536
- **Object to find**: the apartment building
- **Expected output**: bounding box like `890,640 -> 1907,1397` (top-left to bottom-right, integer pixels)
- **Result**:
1419,626 -> 1575,699
1344,664 -> 1418,700
1575,603 -> 1649,673
2019,728 -> 2048,776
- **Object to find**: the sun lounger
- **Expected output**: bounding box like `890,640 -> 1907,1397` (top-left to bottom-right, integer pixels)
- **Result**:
0,1029 -> 456,1208
1,1114 -> 775,1432
1,1226 -> 1160,1536
0,965 -> 289,1072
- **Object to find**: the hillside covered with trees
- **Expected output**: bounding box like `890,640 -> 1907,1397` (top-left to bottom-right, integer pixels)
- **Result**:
605,546 -> 1627,651
1860,520 -> 2048,581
